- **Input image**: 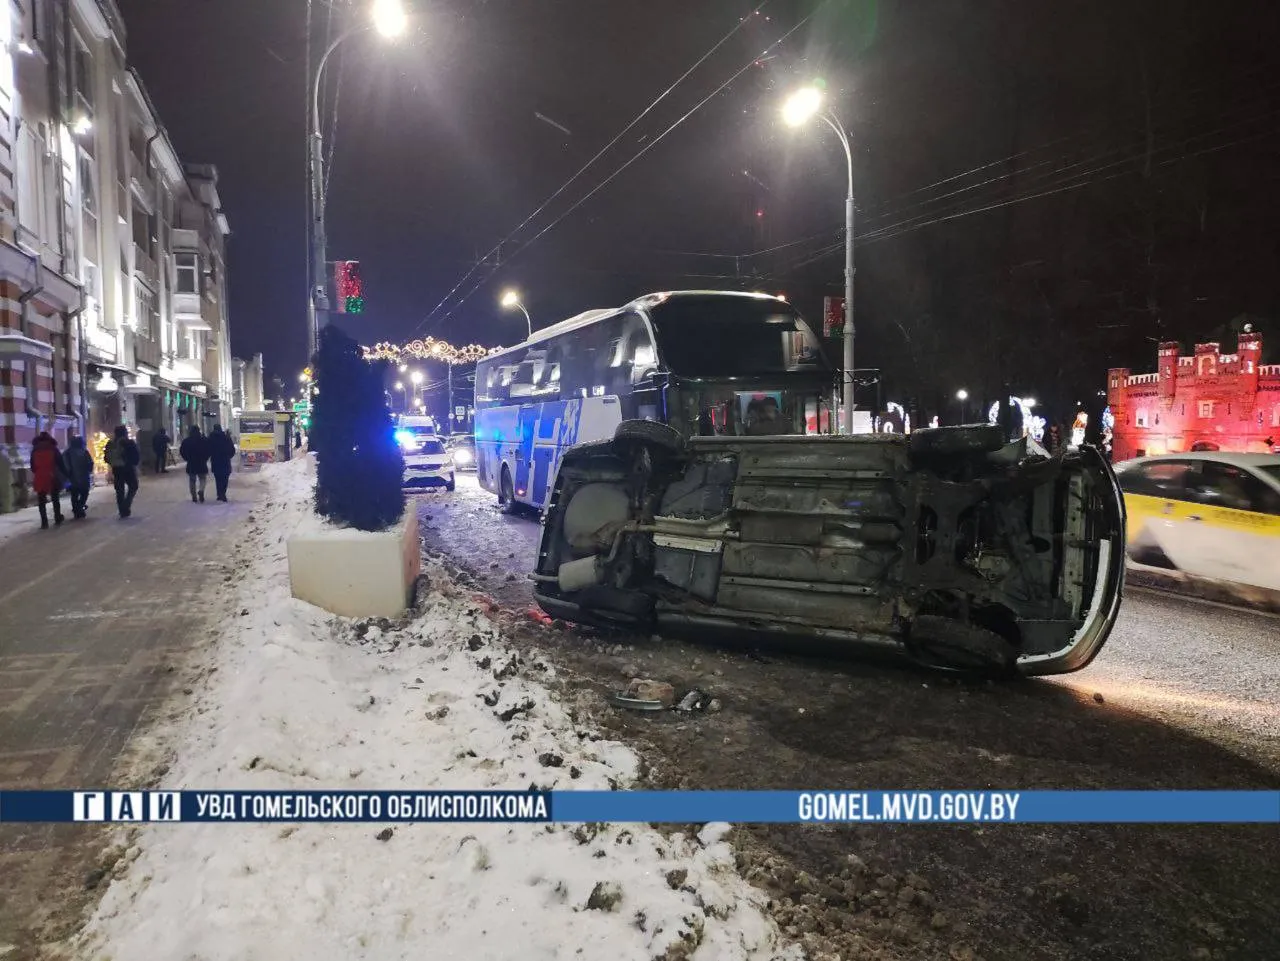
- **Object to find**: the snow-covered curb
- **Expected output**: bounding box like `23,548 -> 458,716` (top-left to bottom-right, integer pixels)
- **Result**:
76,459 -> 797,961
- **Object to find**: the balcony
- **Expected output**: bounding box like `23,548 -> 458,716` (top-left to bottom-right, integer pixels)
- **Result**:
126,331 -> 162,371
133,244 -> 158,284
173,292 -> 210,329
172,356 -> 204,384
129,151 -> 152,189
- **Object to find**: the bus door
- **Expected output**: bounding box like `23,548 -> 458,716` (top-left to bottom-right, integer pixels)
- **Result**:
530,400 -> 569,507
513,405 -> 539,501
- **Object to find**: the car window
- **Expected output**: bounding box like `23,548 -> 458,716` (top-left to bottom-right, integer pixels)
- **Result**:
1191,462 -> 1280,515
1117,460 -> 1194,499
421,439 -> 445,455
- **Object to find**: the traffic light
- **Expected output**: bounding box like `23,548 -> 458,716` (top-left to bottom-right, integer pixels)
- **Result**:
334,260 -> 364,314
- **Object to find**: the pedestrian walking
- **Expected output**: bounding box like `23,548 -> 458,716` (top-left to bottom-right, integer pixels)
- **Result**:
180,425 -> 210,503
208,424 -> 235,502
63,435 -> 95,519
152,427 -> 171,473
103,425 -> 141,518
29,431 -> 66,529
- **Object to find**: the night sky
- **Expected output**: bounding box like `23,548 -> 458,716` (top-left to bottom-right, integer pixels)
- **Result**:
117,0 -> 1280,424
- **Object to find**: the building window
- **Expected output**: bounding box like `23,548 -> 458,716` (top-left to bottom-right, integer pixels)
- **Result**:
78,153 -> 97,218
1198,401 -> 1214,419
1134,409 -> 1149,428
175,252 -> 199,294
74,37 -> 94,113
135,282 -> 157,339
132,201 -> 149,251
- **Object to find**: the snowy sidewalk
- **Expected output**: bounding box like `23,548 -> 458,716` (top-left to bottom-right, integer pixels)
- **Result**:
0,466 -> 264,955
75,458 -> 795,961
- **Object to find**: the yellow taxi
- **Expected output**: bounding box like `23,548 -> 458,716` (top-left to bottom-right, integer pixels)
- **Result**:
1113,452 -> 1280,593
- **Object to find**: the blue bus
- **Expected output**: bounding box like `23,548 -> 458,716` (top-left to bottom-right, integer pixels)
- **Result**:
473,290 -> 835,510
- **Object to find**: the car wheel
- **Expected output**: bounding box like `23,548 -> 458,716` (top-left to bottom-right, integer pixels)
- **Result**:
446,474 -> 456,492
499,465 -> 516,512
905,614 -> 1019,677
614,419 -> 684,454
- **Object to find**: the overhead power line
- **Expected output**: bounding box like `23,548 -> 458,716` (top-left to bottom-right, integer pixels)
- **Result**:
415,0 -> 776,332
420,1 -> 831,331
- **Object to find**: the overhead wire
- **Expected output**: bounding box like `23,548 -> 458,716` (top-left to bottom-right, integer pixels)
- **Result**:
421,1 -> 830,331
416,0 -> 776,331
720,67 -> 1280,266
733,89 -> 1280,279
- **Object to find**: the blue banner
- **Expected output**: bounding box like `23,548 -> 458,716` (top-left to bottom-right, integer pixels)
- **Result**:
0,790 -> 1275,824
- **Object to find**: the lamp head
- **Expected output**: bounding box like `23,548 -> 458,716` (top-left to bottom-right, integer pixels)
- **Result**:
781,86 -> 823,128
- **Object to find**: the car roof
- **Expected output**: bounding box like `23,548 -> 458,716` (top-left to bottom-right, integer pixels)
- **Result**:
1115,451 -> 1280,470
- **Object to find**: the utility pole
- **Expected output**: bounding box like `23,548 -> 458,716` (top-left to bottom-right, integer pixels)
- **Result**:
446,364 -> 454,435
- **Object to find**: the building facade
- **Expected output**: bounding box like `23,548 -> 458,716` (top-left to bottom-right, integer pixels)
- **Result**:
232,351 -> 264,414
1107,332 -> 1280,461
0,0 -> 232,511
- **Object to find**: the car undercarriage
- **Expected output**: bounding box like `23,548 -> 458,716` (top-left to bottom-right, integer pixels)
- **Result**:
533,422 -> 1126,676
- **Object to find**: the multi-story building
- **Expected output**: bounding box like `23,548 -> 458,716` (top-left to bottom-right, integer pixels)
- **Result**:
232,352 -> 265,414
0,0 -> 232,510
1107,331 -> 1280,461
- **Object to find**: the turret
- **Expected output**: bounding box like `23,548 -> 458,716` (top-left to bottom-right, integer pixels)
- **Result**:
1157,342 -> 1179,401
1238,328 -> 1262,399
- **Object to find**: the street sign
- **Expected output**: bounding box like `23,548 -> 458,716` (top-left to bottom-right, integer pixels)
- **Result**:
823,296 -> 845,337
292,401 -> 309,413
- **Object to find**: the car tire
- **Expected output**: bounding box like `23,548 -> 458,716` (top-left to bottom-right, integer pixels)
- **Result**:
906,614 -> 1019,677
499,464 -> 516,512
614,419 -> 684,454
446,474 -> 456,492
908,425 -> 1006,458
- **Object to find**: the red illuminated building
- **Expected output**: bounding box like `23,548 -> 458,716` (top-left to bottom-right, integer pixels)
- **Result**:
1107,331 -> 1280,460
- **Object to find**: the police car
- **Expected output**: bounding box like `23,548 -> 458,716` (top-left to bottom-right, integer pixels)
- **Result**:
396,416 -> 455,491
1114,452 -> 1280,596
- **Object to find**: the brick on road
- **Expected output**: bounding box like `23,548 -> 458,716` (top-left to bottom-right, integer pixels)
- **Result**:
0,467 -> 264,955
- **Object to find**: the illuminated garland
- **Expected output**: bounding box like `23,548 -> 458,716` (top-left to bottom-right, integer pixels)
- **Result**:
91,432 -> 110,474
362,338 -> 503,366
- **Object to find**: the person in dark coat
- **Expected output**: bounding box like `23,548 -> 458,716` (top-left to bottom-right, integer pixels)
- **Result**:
29,431 -> 66,529
63,435 -> 95,519
151,427 -> 171,473
180,425 -> 210,503
103,425 -> 141,518
208,425 -> 235,502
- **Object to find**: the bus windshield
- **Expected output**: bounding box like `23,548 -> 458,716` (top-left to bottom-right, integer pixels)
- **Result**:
645,296 -> 828,378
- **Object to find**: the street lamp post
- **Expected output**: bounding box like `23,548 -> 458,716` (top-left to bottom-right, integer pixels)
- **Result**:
410,370 -> 424,409
956,388 -> 969,424
500,290 -> 533,340
782,85 -> 855,435
307,1 -> 407,363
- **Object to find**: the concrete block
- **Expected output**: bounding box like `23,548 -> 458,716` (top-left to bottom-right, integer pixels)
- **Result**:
287,510 -> 420,618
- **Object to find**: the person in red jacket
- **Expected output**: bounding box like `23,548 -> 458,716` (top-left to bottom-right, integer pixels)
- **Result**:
29,431 -> 66,529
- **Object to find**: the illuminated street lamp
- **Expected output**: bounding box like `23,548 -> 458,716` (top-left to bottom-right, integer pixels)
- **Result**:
308,0 -> 408,363
782,83 -> 855,435
956,388 -> 969,423
501,290 -> 533,340
372,0 -> 408,37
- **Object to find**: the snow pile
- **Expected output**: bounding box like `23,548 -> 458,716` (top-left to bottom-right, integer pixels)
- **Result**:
77,456 -> 796,961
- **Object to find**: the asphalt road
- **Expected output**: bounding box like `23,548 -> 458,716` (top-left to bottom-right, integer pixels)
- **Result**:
415,474 -> 1280,770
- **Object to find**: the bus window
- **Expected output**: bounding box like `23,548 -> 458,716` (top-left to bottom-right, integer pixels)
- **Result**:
645,296 -> 828,378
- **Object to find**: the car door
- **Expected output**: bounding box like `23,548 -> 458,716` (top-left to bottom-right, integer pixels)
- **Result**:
1183,461 -> 1280,590
1118,459 -> 1200,572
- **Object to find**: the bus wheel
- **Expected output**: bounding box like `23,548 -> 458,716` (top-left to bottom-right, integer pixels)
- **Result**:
499,465 -> 516,512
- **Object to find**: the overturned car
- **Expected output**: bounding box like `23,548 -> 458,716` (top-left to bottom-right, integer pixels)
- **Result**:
533,422 -> 1126,676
